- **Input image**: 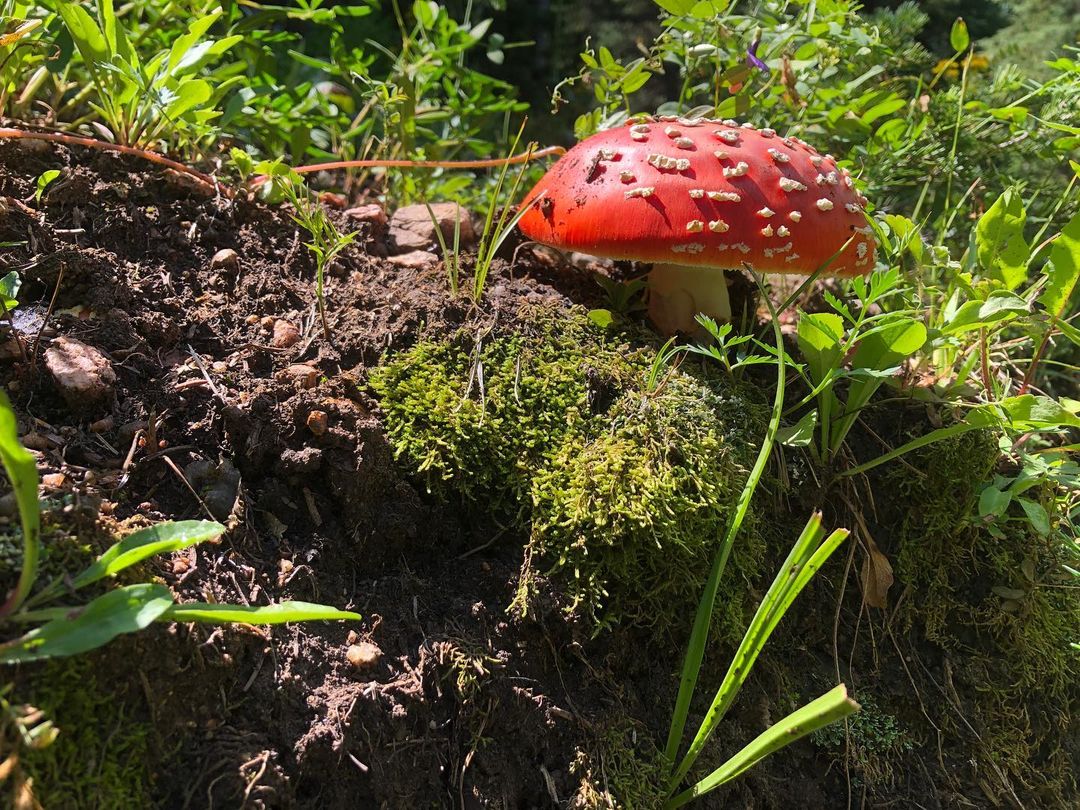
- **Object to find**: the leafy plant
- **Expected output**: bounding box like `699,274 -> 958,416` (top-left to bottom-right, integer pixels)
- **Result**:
0,391 -> 360,664
662,278 -> 857,805
52,0 -> 240,148
258,160 -> 357,341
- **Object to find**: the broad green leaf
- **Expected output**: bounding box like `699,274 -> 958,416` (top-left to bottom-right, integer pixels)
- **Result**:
851,316 -> 927,371
950,17 -> 970,52
797,312 -> 844,385
1018,498 -> 1050,535
652,0 -> 698,15
883,214 -> 925,264
0,391 -> 40,612
587,309 -> 613,328
0,270 -> 20,311
777,410 -> 818,448
979,486 -> 1011,517
412,0 -> 439,28
1038,211 -> 1080,316
997,395 -> 1080,430
34,170 -> 60,203
163,80 -> 212,120
71,520 -> 225,590
939,290 -> 1029,335
56,2 -> 109,63
0,584 -> 173,663
162,601 -> 361,625
976,189 -> 1029,290
669,685 -> 859,806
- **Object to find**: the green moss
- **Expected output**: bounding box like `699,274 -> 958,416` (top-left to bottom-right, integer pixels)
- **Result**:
888,429 -> 1079,802
371,309 -> 768,636
528,370 -> 765,635
18,657 -> 153,810
811,690 -> 913,785
569,717 -> 668,809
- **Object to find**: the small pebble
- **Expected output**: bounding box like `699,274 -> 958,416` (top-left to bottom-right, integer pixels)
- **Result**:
89,416 -> 114,433
306,410 -> 328,436
346,641 -> 382,671
281,364 -> 318,390
210,248 -> 239,272
271,320 -> 300,349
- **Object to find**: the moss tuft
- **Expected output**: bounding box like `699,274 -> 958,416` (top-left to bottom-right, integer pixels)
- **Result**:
569,718 -> 668,809
889,429 -> 1079,802
371,310 -> 768,636
17,657 -> 153,810
528,370 -> 765,634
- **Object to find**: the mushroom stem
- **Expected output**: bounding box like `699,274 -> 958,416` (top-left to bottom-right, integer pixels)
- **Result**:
646,263 -> 732,335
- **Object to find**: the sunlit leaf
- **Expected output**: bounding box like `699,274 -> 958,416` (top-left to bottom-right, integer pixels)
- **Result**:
797,312 -> 844,385
976,189 -> 1030,290
71,520 -> 225,589
162,601 -> 361,625
940,290 -> 1029,335
1038,210 -> 1080,317
777,410 -> 817,448
0,584 -> 173,663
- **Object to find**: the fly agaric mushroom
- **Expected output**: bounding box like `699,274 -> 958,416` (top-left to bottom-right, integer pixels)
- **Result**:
516,116 -> 876,334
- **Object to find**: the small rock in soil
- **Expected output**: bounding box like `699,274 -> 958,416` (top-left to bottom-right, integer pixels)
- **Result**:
271,319 -> 301,349
43,337 -> 116,414
210,248 -> 240,272
319,191 -> 348,209
345,203 -> 387,227
388,202 -> 474,253
306,410 -> 328,436
89,416 -> 114,433
388,250 -> 438,270
345,641 -> 382,671
41,473 -> 66,490
279,363 -> 319,389
21,432 -> 53,450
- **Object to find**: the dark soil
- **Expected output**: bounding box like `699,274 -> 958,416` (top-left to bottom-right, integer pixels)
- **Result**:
0,139 -> 1074,810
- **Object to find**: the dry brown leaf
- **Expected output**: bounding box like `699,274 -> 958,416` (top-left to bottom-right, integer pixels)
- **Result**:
860,533 -> 894,609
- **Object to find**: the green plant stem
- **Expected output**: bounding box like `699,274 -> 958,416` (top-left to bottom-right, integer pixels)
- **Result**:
663,271 -> 787,770
838,421 -> 982,478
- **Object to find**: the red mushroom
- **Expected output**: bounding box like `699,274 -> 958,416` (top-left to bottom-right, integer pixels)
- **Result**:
516,116 -> 876,334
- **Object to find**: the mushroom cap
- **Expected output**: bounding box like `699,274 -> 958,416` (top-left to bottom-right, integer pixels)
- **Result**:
517,117 -> 876,276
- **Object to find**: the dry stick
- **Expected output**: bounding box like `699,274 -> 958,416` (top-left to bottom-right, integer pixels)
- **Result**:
0,127 -> 223,192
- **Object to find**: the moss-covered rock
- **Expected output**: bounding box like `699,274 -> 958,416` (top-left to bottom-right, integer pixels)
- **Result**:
889,429 -> 1079,802
371,310 -> 768,636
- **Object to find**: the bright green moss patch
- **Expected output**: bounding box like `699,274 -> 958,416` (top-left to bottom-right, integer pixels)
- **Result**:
528,370 -> 765,633
18,658 -> 153,810
889,429 -> 1079,801
371,310 -> 768,635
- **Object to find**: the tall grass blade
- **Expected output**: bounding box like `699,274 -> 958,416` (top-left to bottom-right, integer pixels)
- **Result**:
666,685 -> 860,808
669,522 -> 850,788
664,274 -> 787,766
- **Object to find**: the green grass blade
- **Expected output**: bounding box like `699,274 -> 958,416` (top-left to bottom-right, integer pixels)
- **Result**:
70,520 -> 226,590
670,520 -> 848,789
0,583 -> 174,663
0,390 -> 41,616
664,275 -> 787,766
666,685 -> 860,808
162,601 -> 361,625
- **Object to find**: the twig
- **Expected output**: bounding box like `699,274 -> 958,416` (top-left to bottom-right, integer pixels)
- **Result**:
0,127 -> 223,194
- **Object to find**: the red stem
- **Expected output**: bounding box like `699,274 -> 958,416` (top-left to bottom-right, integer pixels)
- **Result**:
0,127 -> 224,193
